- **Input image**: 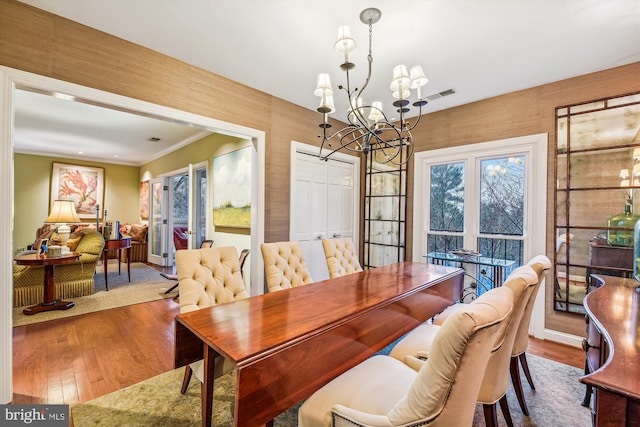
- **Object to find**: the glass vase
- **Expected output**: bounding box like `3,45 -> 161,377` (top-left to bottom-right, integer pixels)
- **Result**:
607,204 -> 640,247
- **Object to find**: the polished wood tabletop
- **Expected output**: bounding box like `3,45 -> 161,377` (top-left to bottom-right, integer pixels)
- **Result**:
581,275 -> 640,425
175,261 -> 464,427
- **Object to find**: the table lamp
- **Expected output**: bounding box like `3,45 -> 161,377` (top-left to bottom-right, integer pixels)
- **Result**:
45,200 -> 81,253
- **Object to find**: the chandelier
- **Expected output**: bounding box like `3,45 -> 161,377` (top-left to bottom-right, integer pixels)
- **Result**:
314,7 -> 428,166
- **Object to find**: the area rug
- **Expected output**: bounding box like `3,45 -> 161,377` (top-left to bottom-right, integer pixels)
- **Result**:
71,353 -> 591,426
13,260 -> 177,327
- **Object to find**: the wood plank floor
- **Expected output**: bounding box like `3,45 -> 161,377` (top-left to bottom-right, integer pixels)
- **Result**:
12,274 -> 586,408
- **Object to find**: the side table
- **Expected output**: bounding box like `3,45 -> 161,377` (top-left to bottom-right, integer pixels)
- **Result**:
103,238 -> 132,291
14,252 -> 80,315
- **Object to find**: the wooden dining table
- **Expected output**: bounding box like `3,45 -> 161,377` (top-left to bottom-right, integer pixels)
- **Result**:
174,261 -> 464,427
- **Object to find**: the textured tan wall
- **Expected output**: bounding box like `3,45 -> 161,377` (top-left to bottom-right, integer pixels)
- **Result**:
3,0 -> 640,335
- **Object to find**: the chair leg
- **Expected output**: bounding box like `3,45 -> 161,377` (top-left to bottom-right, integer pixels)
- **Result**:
165,282 -> 179,294
499,395 -> 514,427
510,356 -> 529,416
483,403 -> 498,427
180,365 -> 193,394
519,353 -> 535,390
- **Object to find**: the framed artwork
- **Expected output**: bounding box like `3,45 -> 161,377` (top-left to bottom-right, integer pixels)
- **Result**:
50,162 -> 104,219
213,146 -> 251,228
139,180 -> 150,220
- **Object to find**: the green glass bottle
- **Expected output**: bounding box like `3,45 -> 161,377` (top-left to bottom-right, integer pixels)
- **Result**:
607,204 -> 640,247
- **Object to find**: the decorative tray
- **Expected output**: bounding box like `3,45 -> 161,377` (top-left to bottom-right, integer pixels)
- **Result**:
450,249 -> 481,259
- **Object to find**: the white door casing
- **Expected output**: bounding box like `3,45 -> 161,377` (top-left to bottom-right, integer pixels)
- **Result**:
0,66 -> 267,403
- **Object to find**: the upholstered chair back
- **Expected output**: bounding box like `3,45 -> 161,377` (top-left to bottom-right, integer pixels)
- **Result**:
261,241 -> 313,292
476,265 -> 539,404
513,255 -> 551,356
383,286 -> 514,426
176,246 -> 249,314
176,246 -> 249,383
321,238 -> 363,278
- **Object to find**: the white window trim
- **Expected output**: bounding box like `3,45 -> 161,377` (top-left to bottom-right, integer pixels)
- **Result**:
412,133 -> 548,339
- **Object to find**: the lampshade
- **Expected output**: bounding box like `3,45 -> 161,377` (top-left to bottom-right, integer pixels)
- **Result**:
314,73 -> 333,97
409,65 -> 429,99
620,168 -> 630,179
334,25 -> 356,53
46,200 -> 81,224
634,147 -> 640,160
390,65 -> 411,98
317,94 -> 335,114
368,101 -> 384,123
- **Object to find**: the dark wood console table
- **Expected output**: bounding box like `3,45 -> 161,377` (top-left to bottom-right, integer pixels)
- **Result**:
175,262 -> 464,427
586,242 -> 633,286
580,275 -> 640,426
102,238 -> 131,291
14,252 -> 80,315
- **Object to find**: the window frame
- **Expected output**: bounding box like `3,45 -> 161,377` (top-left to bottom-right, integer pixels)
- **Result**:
412,133 -> 547,338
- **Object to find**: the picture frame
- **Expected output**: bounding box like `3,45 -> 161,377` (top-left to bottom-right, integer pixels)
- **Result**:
37,238 -> 48,256
50,162 -> 104,219
213,146 -> 252,228
139,180 -> 150,220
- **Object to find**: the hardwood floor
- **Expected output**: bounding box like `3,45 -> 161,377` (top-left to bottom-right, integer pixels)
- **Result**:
12,282 -> 586,408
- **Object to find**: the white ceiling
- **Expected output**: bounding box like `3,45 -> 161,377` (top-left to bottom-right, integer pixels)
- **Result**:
13,0 -> 640,164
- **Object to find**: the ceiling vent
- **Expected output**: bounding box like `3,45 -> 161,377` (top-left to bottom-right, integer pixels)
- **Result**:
425,89 -> 456,101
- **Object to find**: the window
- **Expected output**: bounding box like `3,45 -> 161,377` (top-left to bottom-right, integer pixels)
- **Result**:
413,134 -> 547,336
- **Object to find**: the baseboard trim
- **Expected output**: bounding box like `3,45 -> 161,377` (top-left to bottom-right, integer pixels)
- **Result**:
543,328 -> 583,348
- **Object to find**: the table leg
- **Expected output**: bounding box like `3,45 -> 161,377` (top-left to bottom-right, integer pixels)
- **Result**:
202,344 -> 215,427
126,246 -> 131,282
494,266 -> 502,287
117,249 -> 121,275
103,249 -> 109,291
23,265 -> 74,315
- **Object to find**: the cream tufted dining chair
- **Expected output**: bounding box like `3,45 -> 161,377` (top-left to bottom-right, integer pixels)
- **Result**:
176,246 -> 249,394
424,255 -> 551,418
389,265 -> 539,426
510,254 -> 551,415
261,241 -> 313,292
321,237 -> 363,278
298,286 -> 514,427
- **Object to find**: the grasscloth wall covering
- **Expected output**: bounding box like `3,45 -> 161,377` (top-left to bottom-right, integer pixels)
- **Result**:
2,0 -> 639,334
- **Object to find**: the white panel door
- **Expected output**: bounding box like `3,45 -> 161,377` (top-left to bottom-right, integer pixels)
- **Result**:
293,151 -> 357,282
148,177 -> 168,266
294,152 -> 329,281
327,161 -> 354,241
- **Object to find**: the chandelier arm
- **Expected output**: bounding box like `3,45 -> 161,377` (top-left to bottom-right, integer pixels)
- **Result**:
319,125 -> 369,160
